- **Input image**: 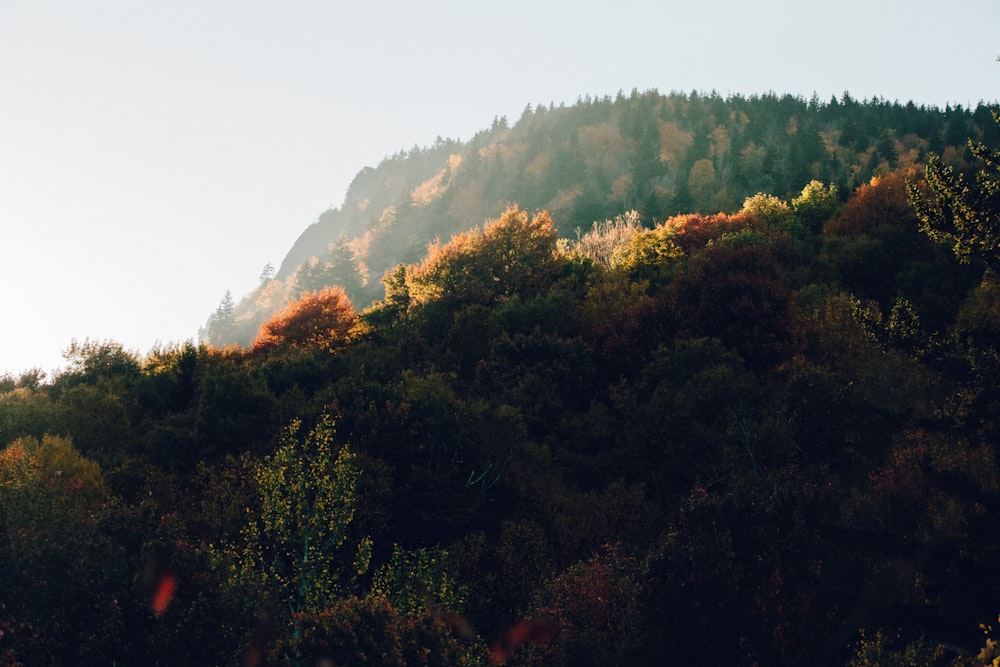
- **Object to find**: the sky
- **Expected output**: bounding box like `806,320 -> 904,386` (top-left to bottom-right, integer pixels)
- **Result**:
1,0 -> 997,377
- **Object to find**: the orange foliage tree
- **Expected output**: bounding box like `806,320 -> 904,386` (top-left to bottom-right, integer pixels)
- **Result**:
251,286 -> 359,354
660,211 -> 762,254
823,171 -> 917,238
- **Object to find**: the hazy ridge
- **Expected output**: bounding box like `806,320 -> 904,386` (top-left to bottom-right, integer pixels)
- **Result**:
204,89 -> 996,346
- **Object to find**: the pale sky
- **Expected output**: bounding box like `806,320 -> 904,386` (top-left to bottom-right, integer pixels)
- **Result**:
1,0 -> 997,377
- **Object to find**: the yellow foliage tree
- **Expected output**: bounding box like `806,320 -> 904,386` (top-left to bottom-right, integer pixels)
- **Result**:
239,416 -> 372,619
406,204 -> 563,306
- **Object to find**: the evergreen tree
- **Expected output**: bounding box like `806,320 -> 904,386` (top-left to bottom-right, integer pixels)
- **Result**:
204,290 -> 237,346
259,262 -> 275,284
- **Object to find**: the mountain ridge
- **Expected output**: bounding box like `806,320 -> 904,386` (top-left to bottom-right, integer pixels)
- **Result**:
203,89 -> 998,347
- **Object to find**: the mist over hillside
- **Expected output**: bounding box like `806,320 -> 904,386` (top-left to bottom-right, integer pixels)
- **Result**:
202,89 -> 996,348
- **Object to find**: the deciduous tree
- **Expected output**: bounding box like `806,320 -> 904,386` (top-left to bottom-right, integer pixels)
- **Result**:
792,179 -> 839,233
238,415 -> 371,620
406,205 -> 563,307
252,286 -> 359,355
908,112 -> 1000,272
0,435 -> 110,660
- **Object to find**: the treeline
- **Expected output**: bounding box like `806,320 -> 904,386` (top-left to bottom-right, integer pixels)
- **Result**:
203,89 -> 1000,348
4,115 -> 1000,664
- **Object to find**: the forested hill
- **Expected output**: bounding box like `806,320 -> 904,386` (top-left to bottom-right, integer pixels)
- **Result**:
7,90 -> 1000,664
202,90 -> 999,346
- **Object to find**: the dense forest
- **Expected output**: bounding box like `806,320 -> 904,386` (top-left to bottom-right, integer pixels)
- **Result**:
202,89 -> 1000,347
3,90 -> 1000,665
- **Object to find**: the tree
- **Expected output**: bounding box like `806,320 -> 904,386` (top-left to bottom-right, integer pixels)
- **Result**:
406,205 -> 563,306
193,358 -> 276,461
59,338 -> 142,389
295,237 -> 367,301
324,237 -> 367,297
204,290 -> 237,346
517,544 -> 644,666
740,192 -> 793,228
667,238 -> 799,369
0,383 -> 54,446
0,435 -> 110,661
792,179 -> 839,233
659,212 -> 760,255
907,112 -> 1000,272
737,141 -> 770,192
239,415 -> 372,620
259,262 -> 276,284
217,289 -> 235,321
687,159 -> 717,211
269,594 -> 480,666
571,210 -> 644,270
614,223 -> 683,279
0,368 -> 46,392
821,172 -> 932,311
370,545 -> 465,618
252,286 -> 359,355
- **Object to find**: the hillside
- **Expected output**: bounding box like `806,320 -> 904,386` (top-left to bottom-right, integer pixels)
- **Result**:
4,92 -> 1000,664
203,90 -> 999,347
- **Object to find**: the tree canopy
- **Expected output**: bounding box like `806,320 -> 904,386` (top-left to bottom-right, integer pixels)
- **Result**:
908,111 -> 1000,272
252,286 -> 359,355
4,93 -> 1000,665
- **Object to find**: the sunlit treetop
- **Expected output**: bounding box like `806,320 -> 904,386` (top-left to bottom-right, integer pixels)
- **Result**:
405,204 -> 564,306
908,112 -> 1000,273
251,286 -> 361,355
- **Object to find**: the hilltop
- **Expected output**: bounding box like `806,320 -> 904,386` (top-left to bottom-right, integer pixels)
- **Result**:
203,89 -> 998,346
